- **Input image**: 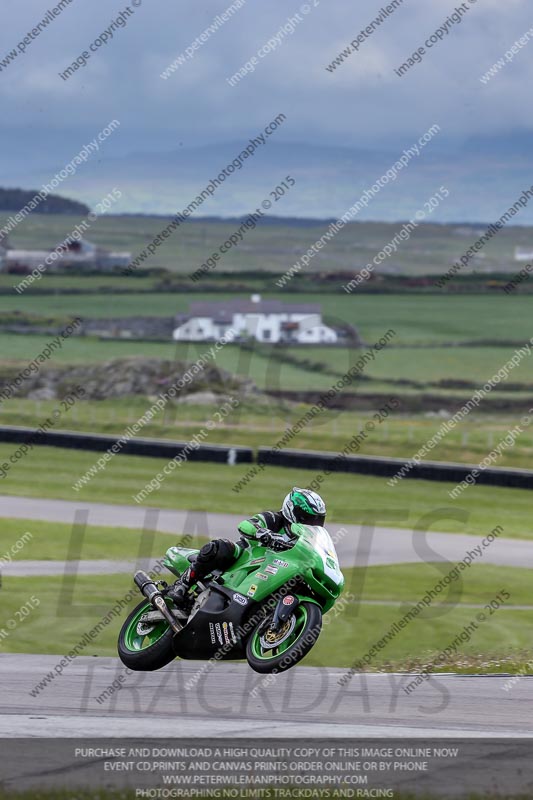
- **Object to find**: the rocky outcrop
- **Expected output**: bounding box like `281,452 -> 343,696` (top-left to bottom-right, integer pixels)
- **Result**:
2,357 -> 255,401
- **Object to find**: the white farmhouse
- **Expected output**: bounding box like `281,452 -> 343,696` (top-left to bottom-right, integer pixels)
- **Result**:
173,295 -> 338,344
515,247 -> 533,262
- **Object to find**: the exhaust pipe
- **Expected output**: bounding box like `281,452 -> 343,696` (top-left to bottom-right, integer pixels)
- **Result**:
134,570 -> 183,635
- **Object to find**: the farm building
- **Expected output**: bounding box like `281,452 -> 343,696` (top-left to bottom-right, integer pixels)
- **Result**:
173,295 -> 338,344
0,236 -> 8,271
514,247 -> 533,262
2,237 -> 131,273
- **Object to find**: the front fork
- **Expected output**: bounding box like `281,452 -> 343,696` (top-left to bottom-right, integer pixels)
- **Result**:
271,593 -> 300,631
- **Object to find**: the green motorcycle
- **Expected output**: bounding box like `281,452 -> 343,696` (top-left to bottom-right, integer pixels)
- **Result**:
118,523 -> 344,674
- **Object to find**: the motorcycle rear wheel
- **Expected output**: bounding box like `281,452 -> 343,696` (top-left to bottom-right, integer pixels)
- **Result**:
117,599 -> 176,671
246,601 -> 322,674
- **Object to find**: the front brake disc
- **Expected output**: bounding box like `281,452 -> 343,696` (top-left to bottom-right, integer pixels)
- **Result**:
259,615 -> 296,650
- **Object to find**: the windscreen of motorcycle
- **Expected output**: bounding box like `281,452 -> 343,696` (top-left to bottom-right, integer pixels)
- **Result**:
301,525 -> 343,586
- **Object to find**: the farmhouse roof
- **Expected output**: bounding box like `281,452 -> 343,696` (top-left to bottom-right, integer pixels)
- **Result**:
186,299 -> 322,319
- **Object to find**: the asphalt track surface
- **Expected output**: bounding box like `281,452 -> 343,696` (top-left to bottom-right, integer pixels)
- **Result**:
1,654 -> 531,738
2,495 -> 533,573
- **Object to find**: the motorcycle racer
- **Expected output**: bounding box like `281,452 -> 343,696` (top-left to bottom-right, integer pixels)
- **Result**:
169,488 -> 326,603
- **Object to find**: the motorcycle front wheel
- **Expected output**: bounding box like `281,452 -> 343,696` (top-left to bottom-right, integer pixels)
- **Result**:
246,601 -> 322,674
117,599 -> 176,671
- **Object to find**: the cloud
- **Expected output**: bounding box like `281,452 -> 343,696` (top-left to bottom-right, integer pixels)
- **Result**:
0,0 -> 532,171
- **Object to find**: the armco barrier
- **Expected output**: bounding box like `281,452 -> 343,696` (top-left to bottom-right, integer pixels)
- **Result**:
0,426 -> 253,465
1,425 -> 531,488
258,447 -> 533,490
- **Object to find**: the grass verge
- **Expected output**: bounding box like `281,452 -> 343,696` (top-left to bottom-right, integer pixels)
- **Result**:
0,446 -> 531,540
1,565 -> 532,674
0,518 -> 202,562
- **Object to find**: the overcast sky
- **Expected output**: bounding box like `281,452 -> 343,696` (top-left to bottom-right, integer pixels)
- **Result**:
0,0 -> 531,191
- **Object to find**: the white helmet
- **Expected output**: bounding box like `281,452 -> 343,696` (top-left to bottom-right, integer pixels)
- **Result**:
282,487 -> 326,526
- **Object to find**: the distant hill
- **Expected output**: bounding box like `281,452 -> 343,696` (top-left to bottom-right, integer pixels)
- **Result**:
0,188 -> 89,215
7,132 -> 533,224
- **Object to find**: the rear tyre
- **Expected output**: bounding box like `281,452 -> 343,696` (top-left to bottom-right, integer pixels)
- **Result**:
117,599 -> 176,671
246,601 -> 322,674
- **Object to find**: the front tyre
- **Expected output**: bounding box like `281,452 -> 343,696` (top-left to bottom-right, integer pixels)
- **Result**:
117,599 -> 176,671
246,601 -> 322,674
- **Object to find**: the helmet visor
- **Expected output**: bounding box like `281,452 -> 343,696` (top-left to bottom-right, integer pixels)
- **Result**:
293,507 -> 325,526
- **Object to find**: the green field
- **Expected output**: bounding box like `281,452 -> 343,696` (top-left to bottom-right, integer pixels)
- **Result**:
0,518 -> 202,562
1,289 -> 533,421
1,331 -> 533,424
7,332 -> 533,387
1,397 -> 533,468
284,344 -> 533,386
0,445 -> 531,539
1,293 -> 532,345
2,212 -> 533,275
0,273 -> 156,291
1,333 -> 532,387
1,292 -> 532,406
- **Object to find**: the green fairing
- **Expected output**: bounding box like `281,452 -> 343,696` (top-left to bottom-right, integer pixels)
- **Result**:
163,522 -> 344,614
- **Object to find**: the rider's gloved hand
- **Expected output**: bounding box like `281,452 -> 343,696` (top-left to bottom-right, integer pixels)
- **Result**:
256,528 -> 273,546
270,535 -> 289,552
